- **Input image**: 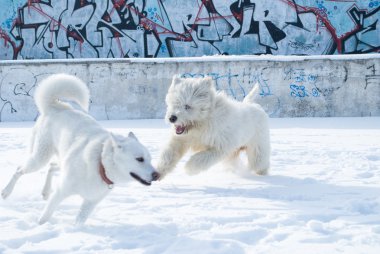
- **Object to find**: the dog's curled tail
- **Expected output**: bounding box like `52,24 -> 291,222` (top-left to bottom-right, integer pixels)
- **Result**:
34,73 -> 90,115
243,83 -> 260,104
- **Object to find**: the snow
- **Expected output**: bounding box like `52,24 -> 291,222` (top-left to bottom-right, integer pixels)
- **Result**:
0,117 -> 379,254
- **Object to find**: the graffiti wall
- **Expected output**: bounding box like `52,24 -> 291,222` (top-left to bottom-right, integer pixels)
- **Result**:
1,0 -> 379,60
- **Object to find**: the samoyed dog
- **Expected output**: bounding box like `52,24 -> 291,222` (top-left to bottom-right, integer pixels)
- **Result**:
1,73 -> 160,225
157,76 -> 270,178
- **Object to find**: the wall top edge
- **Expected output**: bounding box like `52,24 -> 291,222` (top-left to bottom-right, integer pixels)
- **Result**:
1,54 -> 380,65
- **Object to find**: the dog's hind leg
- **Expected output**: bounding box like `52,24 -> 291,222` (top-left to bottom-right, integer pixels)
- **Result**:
246,138 -> 270,175
75,199 -> 100,225
1,167 -> 23,199
223,150 -> 244,172
41,163 -> 60,200
2,137 -> 54,199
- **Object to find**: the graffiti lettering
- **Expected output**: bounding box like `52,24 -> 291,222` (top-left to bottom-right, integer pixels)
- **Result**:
0,69 -> 41,121
365,64 -> 380,89
290,84 -> 309,98
284,67 -> 320,97
1,0 -> 380,59
180,68 -> 284,117
288,40 -> 315,51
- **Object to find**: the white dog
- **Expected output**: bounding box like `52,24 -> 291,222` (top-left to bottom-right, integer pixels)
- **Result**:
1,73 -> 160,225
157,76 -> 270,178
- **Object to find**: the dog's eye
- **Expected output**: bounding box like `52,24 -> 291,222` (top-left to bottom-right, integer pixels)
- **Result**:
136,157 -> 144,162
185,104 -> 191,110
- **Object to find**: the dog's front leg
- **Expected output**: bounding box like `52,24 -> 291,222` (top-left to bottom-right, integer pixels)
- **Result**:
39,189 -> 66,225
157,138 -> 188,179
75,199 -> 99,225
185,149 -> 224,175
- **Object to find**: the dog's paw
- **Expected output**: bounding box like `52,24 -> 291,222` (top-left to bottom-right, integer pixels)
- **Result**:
184,161 -> 203,176
1,187 -> 11,199
155,167 -> 167,180
41,190 -> 51,200
185,167 -> 202,176
156,171 -> 167,180
255,168 -> 269,176
38,217 -> 47,225
185,152 -> 213,175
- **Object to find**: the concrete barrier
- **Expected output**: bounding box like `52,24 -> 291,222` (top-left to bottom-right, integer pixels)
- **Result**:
0,55 -> 379,122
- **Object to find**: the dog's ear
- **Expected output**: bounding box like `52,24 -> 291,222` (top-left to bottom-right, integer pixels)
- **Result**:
199,77 -> 216,94
110,133 -> 122,149
128,131 -> 138,141
201,76 -> 214,88
171,75 -> 182,86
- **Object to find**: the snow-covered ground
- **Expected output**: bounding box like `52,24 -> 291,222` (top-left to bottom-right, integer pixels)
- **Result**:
0,117 -> 379,254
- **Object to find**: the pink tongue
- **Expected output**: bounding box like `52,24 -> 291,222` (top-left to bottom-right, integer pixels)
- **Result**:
176,126 -> 185,134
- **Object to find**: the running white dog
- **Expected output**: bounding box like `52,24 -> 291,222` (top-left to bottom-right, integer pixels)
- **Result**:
1,73 -> 159,225
157,76 -> 270,178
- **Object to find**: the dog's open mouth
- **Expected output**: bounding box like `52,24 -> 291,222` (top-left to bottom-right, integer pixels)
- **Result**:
175,125 -> 186,135
130,172 -> 151,186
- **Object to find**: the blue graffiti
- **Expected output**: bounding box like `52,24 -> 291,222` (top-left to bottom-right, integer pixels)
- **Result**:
181,67 -> 280,100
258,67 -> 273,97
308,74 -> 318,83
290,84 -> 308,98
311,88 -> 320,97
181,71 -> 246,100
285,67 -> 320,98
290,84 -> 321,98
369,1 -> 380,8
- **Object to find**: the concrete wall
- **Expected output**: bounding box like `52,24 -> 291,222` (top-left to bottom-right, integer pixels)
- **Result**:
0,55 -> 379,122
1,1 -> 380,60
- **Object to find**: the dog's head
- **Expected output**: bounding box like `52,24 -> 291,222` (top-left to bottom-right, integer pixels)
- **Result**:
165,76 -> 216,135
102,132 -> 159,186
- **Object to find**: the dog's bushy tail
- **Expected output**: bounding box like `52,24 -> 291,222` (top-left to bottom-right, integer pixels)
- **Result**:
243,83 -> 260,104
34,73 -> 90,115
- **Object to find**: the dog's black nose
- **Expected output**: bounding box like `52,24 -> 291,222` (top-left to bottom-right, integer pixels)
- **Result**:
151,171 -> 160,181
169,115 -> 177,123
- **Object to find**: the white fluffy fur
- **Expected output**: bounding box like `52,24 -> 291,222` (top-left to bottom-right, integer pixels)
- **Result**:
34,73 -> 90,114
1,73 -> 159,225
157,76 -> 270,178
